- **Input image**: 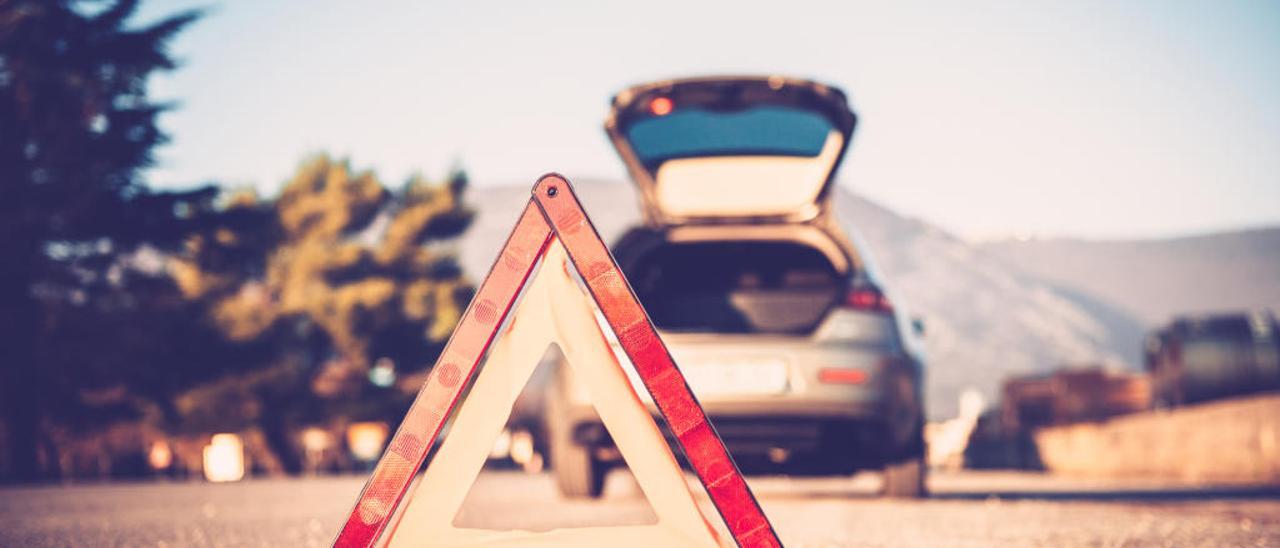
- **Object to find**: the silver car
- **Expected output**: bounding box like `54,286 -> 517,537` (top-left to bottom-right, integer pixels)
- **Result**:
544,76 -> 927,498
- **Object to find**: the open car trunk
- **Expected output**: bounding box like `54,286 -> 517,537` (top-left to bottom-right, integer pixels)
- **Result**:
618,238 -> 848,335
606,76 -> 857,226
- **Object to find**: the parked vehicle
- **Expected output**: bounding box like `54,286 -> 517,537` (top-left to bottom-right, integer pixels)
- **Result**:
1000,367 -> 1151,432
1145,311 -> 1280,408
543,76 -> 928,499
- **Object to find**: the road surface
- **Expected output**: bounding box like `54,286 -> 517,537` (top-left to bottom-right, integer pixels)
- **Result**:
1,470 -> 1278,547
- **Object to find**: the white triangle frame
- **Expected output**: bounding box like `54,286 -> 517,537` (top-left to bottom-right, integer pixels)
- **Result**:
383,243 -> 722,547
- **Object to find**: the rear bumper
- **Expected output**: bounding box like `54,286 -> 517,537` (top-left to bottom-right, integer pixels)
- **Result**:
552,336 -> 924,473
696,398 -> 883,418
706,416 -> 906,473
570,410 -> 917,474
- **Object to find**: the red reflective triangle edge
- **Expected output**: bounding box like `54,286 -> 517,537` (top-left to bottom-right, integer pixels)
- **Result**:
533,174 -> 782,548
332,174 -> 783,548
332,202 -> 553,548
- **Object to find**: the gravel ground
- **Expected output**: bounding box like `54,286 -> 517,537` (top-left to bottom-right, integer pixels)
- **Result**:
1,470 -> 1278,547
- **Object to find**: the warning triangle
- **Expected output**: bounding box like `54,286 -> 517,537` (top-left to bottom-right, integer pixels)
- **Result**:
390,243 -> 713,546
332,175 -> 782,548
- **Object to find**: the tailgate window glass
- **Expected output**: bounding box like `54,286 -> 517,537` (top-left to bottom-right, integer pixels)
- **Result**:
626,106 -> 832,169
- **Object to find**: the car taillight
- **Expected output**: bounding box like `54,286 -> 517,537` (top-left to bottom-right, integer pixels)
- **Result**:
842,286 -> 893,313
818,368 -> 867,385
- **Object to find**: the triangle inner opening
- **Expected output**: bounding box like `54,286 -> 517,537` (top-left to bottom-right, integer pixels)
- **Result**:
450,346 -> 658,531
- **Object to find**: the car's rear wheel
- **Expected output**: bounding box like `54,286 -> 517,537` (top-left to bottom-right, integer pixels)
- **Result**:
881,456 -> 927,498
547,387 -> 606,499
882,420 -> 927,498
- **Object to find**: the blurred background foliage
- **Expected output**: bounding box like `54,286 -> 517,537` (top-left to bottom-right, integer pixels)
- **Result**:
0,0 -> 474,480
168,156 -> 474,472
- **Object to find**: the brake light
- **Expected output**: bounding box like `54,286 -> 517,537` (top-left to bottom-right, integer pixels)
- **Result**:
649,96 -> 674,116
842,286 -> 893,313
818,368 -> 867,385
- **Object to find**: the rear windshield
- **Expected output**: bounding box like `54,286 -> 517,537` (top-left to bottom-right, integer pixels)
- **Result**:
625,106 -> 833,169
1183,314 -> 1276,344
1165,313 -> 1279,369
622,241 -> 843,334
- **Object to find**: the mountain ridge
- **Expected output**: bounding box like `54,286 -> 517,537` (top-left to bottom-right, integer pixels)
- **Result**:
455,179 -> 1276,418
978,226 -> 1280,325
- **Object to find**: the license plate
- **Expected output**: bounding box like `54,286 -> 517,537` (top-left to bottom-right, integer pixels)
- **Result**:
682,359 -> 789,396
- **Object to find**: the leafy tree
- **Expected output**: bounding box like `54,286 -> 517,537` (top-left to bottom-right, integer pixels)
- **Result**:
170,155 -> 475,472
0,0 -> 210,481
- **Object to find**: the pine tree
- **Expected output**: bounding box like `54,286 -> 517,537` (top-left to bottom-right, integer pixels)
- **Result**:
0,0 -> 209,481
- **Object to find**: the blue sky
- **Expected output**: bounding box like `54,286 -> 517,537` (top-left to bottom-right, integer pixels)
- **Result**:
136,1 -> 1280,241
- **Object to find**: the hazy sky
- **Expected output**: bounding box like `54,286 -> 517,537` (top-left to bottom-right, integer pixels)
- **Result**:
136,1 -> 1280,241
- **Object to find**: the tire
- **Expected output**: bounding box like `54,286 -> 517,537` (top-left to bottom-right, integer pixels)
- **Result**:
881,456 -> 927,499
546,386 -> 606,499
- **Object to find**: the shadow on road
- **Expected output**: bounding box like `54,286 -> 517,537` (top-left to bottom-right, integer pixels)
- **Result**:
746,474 -> 1280,503
930,484 -> 1280,502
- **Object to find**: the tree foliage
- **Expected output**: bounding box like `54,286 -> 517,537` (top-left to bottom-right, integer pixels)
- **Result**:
0,0 -> 212,481
0,1 -> 477,480
168,155 -> 475,471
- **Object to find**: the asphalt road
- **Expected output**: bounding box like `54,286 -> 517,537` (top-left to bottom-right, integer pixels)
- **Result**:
1,470 -> 1278,547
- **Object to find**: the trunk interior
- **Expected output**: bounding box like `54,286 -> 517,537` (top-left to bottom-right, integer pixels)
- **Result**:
619,239 -> 846,335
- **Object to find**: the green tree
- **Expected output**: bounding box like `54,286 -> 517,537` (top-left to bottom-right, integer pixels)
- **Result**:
170,155 -> 474,472
0,0 -> 209,481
